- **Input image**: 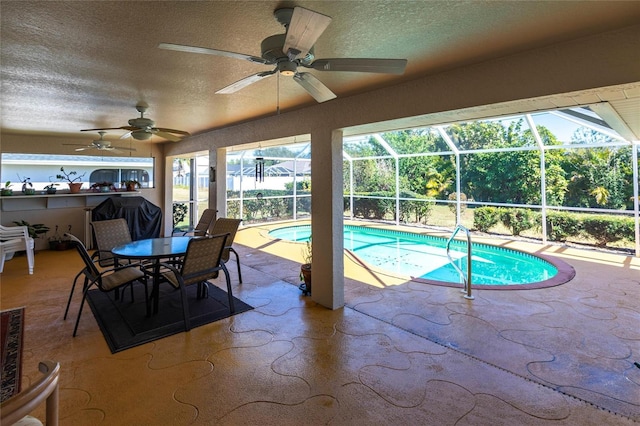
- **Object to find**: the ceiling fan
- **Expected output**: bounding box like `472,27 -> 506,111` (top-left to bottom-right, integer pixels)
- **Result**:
158,6 -> 408,103
64,131 -> 136,153
81,103 -> 190,142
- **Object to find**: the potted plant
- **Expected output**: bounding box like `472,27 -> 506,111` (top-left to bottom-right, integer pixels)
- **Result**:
48,225 -> 72,250
299,236 -> 312,296
1,181 -> 12,196
13,220 -> 50,240
122,180 -> 140,191
44,178 -> 59,194
18,175 -> 36,195
91,181 -> 113,193
56,167 -> 86,193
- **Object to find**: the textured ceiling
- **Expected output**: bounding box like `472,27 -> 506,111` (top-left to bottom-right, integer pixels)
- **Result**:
1,1 -> 639,143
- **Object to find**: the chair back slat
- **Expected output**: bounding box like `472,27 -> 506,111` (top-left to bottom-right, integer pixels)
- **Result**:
0,225 -> 35,274
193,208 -> 217,236
64,233 -> 100,280
91,219 -> 132,267
211,218 -> 241,262
0,225 -> 30,241
180,234 -> 228,286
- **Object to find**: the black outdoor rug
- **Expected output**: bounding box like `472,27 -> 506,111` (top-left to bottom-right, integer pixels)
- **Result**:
86,282 -> 253,353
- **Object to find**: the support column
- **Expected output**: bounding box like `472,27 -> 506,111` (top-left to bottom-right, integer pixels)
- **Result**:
311,128 -> 345,309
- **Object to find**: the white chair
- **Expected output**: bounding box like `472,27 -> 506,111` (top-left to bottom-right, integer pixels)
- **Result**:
0,225 -> 35,274
0,360 -> 60,426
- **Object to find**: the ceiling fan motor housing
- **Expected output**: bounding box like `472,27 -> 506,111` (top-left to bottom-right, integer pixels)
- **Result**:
261,34 -> 286,63
261,33 -> 315,68
129,117 -> 155,128
132,130 -> 152,140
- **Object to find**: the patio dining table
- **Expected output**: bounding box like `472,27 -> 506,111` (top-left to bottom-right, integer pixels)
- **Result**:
111,236 -> 191,315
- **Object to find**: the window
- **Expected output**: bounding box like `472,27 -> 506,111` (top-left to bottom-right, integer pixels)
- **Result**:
90,169 -> 151,187
1,154 -> 155,189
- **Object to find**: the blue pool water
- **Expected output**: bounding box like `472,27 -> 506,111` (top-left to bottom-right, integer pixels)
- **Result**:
269,224 -> 558,286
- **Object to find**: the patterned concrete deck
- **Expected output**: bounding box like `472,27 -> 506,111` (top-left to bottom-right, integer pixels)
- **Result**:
1,222 -> 638,424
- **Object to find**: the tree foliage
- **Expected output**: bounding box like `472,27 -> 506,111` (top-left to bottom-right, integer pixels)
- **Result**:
343,122 -> 633,212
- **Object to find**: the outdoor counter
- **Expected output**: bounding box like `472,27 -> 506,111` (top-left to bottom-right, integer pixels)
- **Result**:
0,191 -> 141,250
0,191 -> 140,211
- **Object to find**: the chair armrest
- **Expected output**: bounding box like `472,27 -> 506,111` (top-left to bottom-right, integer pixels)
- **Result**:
172,227 -> 191,236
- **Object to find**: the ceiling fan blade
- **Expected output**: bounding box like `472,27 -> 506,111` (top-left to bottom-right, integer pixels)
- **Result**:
308,58 -> 408,74
283,7 -> 332,61
80,127 -> 129,132
152,130 -> 182,142
155,127 -> 190,136
293,72 -> 336,103
216,70 -> 276,94
113,146 -> 137,152
101,147 -> 124,154
158,42 -> 268,64
63,143 -> 91,147
74,147 -> 92,151
120,131 -> 134,140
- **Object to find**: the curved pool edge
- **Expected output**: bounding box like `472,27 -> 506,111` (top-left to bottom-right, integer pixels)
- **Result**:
270,222 -> 577,290
344,246 -> 576,290
409,252 -> 576,290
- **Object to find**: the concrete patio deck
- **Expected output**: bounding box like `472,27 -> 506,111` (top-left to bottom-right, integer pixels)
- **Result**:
1,221 -> 638,424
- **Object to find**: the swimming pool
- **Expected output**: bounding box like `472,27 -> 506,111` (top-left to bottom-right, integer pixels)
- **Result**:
269,224 -> 575,288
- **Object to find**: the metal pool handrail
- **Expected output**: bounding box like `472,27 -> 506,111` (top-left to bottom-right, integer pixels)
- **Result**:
446,224 -> 474,300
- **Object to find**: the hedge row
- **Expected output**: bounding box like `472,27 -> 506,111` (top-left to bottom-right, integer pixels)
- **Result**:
226,189 -> 311,221
224,190 -> 434,224
473,206 -> 635,247
345,191 -> 434,224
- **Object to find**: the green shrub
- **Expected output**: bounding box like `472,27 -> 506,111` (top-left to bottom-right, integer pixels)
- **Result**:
225,189 -> 309,221
349,192 -> 395,219
499,208 -> 536,236
582,216 -> 634,247
473,207 -> 500,232
172,203 -> 188,228
400,199 -> 434,224
546,211 -> 582,241
346,191 -> 433,223
227,200 -> 240,219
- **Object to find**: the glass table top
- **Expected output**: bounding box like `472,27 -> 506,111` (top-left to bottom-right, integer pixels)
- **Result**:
111,236 -> 191,259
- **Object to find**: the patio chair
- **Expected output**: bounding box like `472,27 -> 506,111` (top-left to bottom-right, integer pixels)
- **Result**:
210,218 -> 243,283
62,218 -> 135,320
0,224 -> 35,274
91,218 -> 132,268
64,233 -> 148,336
174,208 -> 217,237
0,360 -> 60,426
156,234 -> 233,331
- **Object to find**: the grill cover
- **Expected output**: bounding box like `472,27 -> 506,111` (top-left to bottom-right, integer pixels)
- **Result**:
92,196 -> 162,240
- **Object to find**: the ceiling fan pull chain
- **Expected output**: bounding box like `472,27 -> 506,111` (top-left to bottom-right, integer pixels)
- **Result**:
276,72 -> 280,115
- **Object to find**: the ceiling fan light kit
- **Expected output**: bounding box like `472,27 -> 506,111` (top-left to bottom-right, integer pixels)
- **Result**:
159,6 -> 407,104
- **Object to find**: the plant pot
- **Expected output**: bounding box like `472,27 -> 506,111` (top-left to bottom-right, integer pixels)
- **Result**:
46,187 -> 57,194
68,182 -> 82,193
49,240 -> 71,251
22,188 -> 36,195
299,263 -> 311,296
126,184 -> 138,191
1,189 -> 13,196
